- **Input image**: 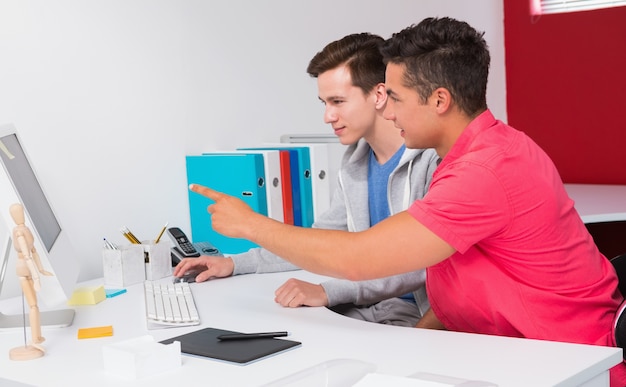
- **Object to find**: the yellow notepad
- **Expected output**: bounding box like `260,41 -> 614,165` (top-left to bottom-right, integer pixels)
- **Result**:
77,325 -> 113,339
67,285 -> 106,305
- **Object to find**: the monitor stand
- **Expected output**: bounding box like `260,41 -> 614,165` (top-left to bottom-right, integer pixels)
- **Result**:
0,236 -> 75,331
0,309 -> 75,330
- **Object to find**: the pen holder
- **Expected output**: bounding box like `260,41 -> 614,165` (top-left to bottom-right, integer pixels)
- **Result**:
103,244 -> 146,287
143,241 -> 172,281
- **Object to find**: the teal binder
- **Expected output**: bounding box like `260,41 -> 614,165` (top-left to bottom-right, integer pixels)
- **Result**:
239,147 -> 313,227
186,153 -> 268,253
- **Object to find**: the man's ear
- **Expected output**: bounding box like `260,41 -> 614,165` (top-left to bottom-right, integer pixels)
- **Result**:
374,83 -> 388,110
434,87 -> 452,113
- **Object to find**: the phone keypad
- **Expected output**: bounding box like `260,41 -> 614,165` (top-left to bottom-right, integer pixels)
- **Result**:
180,241 -> 198,255
173,236 -> 199,256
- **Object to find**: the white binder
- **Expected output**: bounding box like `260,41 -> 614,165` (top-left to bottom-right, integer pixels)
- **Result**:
280,134 -> 348,199
263,142 -> 331,222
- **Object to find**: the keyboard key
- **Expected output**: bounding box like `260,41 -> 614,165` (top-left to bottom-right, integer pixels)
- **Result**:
144,282 -> 157,319
183,288 -> 199,322
154,284 -> 166,321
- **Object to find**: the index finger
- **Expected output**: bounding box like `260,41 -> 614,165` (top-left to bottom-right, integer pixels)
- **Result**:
189,184 -> 223,201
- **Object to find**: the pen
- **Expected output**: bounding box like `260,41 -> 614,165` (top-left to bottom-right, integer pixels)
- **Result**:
216,331 -> 289,341
154,222 -> 168,244
103,238 -> 118,250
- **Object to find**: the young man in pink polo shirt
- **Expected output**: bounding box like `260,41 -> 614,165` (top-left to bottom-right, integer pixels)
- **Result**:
186,17 -> 626,385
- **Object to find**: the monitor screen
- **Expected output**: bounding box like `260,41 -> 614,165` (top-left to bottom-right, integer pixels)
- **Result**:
0,133 -> 61,252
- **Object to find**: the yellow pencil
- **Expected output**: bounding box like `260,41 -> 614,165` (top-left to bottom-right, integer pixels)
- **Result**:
120,226 -> 141,244
154,222 -> 168,244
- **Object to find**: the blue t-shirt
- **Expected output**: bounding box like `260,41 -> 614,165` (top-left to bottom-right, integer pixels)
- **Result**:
368,145 -> 415,303
368,144 -> 405,227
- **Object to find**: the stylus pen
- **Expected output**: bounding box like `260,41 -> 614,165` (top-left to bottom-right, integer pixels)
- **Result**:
217,331 -> 289,341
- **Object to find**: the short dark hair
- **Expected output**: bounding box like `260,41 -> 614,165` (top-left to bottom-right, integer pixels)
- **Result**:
380,17 -> 490,117
307,33 -> 385,95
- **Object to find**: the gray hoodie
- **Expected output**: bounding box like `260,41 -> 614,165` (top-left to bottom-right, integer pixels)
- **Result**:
230,139 -> 440,316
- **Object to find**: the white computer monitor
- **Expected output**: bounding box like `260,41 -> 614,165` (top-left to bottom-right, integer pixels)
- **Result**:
0,123 -> 78,329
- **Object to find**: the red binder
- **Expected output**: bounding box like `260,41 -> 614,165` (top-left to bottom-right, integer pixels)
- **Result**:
278,150 -> 294,225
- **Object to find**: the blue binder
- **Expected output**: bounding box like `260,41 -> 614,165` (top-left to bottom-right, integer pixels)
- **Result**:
186,153 -> 268,253
239,147 -> 313,227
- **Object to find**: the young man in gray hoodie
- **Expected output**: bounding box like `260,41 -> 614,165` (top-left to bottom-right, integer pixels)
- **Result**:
174,33 -> 439,326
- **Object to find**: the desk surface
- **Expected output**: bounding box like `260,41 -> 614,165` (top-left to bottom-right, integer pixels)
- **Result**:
0,271 -> 622,387
565,184 -> 626,223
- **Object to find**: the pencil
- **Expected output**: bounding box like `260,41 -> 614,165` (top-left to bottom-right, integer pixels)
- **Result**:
120,226 -> 141,244
154,222 -> 168,244
126,227 -> 141,244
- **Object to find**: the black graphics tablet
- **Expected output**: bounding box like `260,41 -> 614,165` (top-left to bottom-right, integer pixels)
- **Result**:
160,327 -> 301,365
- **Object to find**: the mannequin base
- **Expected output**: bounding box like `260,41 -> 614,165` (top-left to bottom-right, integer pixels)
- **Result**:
9,345 -> 44,361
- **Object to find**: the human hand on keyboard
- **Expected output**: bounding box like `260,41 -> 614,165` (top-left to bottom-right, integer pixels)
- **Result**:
173,255 -> 235,283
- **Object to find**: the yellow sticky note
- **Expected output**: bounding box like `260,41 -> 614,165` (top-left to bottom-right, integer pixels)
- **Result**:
77,325 -> 113,339
67,285 -> 106,305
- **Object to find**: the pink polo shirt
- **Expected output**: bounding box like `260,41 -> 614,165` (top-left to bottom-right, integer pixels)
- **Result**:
409,110 -> 622,347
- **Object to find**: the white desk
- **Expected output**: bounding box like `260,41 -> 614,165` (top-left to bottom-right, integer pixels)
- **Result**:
0,271 -> 622,387
565,184 -> 626,223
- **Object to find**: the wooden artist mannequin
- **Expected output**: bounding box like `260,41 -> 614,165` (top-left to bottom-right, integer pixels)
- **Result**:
9,202 -> 52,360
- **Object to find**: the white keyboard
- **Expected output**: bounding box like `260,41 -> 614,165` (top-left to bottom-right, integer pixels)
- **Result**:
143,280 -> 200,328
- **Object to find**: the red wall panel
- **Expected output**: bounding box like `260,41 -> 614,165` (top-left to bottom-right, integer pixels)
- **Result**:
504,1 -> 626,184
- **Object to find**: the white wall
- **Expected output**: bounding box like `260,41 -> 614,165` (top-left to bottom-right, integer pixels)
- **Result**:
0,0 -> 505,283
